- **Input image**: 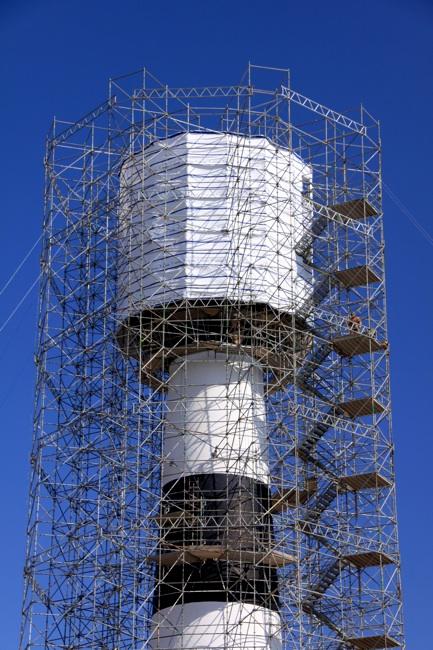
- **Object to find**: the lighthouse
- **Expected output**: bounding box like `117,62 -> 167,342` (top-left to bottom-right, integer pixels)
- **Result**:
117,131 -> 312,648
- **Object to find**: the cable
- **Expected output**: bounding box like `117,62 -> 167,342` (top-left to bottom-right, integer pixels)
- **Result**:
0,273 -> 41,335
0,232 -> 42,298
384,182 -> 433,248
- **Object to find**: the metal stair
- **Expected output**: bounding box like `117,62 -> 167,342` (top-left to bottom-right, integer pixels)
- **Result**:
300,273 -> 337,318
302,601 -> 353,647
304,559 -> 342,603
296,197 -> 377,261
296,212 -> 328,260
303,481 -> 339,526
296,406 -> 342,462
296,341 -> 333,388
311,274 -> 337,307
297,419 -> 331,461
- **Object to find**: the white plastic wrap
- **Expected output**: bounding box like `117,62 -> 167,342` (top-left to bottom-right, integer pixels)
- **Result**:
118,132 -> 312,316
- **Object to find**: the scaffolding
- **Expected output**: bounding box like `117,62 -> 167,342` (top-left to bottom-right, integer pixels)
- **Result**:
20,65 -> 405,649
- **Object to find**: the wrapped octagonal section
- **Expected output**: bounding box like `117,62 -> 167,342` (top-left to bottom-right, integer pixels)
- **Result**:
118,132 -> 312,315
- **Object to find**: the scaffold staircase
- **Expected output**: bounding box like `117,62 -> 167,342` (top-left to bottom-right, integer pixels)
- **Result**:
302,481 -> 339,526
302,551 -> 399,650
304,558 -> 343,602
296,341 -> 333,389
296,409 -> 337,462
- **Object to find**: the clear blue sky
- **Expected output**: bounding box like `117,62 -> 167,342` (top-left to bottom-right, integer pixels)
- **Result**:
0,0 -> 431,646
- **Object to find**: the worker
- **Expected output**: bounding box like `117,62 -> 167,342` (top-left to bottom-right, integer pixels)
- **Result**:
348,312 -> 361,333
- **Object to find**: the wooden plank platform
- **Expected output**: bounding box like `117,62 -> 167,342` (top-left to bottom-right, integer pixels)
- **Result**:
270,480 -> 317,513
329,198 -> 378,220
339,472 -> 392,492
148,545 -> 296,567
344,551 -> 394,569
339,397 -> 385,418
346,635 -> 399,649
332,334 -> 387,357
334,265 -> 380,288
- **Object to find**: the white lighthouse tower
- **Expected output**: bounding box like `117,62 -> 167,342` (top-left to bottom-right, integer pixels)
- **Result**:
118,132 -> 312,649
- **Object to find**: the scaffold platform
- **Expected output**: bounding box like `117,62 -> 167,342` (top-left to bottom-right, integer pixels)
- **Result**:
333,334 -> 387,357
334,265 -> 381,288
149,545 -> 296,567
344,551 -> 394,569
346,635 -> 400,649
339,397 -> 385,418
339,472 -> 392,491
329,198 -> 378,220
